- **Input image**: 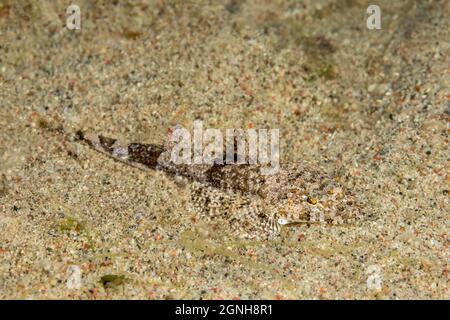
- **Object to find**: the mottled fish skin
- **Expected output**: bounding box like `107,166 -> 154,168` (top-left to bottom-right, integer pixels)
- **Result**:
76,131 -> 363,240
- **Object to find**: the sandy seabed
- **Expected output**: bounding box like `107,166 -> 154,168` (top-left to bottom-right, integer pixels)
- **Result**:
0,0 -> 448,299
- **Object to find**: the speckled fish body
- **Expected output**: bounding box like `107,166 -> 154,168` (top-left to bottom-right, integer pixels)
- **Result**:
77,131 -> 363,240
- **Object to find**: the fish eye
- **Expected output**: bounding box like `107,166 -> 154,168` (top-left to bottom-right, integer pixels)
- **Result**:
306,196 -> 317,205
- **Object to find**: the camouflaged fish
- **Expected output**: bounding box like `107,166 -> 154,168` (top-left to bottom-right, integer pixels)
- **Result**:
75,130 -> 363,240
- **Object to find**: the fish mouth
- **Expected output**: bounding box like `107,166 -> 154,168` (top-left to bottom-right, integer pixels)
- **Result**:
277,218 -> 318,226
277,218 -> 291,225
